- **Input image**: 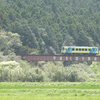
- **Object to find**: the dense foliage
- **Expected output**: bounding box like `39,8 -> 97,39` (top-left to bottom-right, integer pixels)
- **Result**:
0,0 -> 100,82
0,0 -> 100,54
0,54 -> 96,82
0,31 -> 99,82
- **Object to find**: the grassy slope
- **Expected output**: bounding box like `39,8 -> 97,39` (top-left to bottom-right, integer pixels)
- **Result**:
0,82 -> 100,100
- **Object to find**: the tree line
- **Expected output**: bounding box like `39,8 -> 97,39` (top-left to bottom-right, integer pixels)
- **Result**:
0,0 -> 100,82
0,0 -> 100,54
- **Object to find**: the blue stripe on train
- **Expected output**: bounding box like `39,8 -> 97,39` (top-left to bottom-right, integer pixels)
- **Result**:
69,48 -> 73,53
89,48 -> 97,54
93,48 -> 97,53
70,47 -> 74,53
65,47 -> 74,53
89,48 -> 94,54
65,47 -> 70,53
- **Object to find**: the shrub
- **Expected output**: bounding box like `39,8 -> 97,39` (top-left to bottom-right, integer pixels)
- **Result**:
23,67 -> 44,82
0,61 -> 23,81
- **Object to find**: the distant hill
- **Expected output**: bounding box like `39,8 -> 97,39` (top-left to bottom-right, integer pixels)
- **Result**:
0,0 -> 100,54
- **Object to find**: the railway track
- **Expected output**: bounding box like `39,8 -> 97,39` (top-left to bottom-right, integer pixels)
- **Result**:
19,55 -> 100,61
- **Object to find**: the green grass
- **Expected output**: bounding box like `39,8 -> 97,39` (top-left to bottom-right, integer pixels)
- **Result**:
0,82 -> 100,100
0,96 -> 100,100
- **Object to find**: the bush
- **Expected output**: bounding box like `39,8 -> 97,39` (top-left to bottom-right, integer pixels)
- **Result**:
0,60 -> 97,82
23,67 -> 44,82
43,62 -> 95,82
0,61 -> 23,81
66,63 -> 95,82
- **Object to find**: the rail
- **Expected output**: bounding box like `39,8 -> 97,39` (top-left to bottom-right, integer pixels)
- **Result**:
20,55 -> 100,61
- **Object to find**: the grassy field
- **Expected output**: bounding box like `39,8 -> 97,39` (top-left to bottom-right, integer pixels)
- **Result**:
0,82 -> 100,100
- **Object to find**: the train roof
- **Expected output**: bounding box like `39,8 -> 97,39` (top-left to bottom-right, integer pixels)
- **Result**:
62,46 -> 98,48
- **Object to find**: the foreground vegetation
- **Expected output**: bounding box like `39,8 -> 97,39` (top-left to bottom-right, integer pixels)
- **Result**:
0,49 -> 100,82
0,55 -> 99,82
0,82 -> 100,100
0,96 -> 100,100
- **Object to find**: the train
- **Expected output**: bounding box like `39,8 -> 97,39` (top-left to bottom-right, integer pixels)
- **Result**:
61,46 -> 99,56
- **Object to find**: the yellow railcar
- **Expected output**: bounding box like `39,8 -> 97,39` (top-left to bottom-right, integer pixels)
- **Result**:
61,46 -> 99,56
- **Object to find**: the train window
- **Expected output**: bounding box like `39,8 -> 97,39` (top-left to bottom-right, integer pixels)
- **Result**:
72,48 -> 74,51
79,49 -> 81,51
89,49 -> 91,51
82,49 -> 84,51
76,49 -> 78,51
85,49 -> 87,51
